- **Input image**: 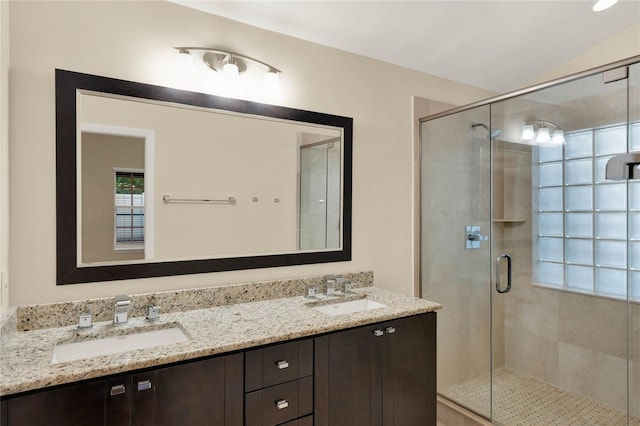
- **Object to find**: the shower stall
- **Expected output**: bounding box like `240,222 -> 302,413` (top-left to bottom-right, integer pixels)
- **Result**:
420,57 -> 640,425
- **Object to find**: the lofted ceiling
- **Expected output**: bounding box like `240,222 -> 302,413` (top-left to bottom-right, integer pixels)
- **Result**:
171,0 -> 640,93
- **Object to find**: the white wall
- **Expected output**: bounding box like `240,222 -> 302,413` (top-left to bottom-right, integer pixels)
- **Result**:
529,22 -> 640,86
7,1 -> 495,305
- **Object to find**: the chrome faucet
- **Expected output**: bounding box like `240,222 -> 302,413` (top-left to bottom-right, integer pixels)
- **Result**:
325,274 -> 336,295
113,295 -> 130,324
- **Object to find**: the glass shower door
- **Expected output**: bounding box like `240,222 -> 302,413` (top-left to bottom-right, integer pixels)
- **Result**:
420,105 -> 493,418
491,69 -> 633,425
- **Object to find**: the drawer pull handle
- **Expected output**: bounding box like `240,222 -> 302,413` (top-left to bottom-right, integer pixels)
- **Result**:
386,327 -> 396,334
137,380 -> 152,391
276,399 -> 289,410
276,360 -> 289,370
373,329 -> 384,337
110,384 -> 126,396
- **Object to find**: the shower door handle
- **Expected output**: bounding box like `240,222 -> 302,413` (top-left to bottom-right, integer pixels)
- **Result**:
496,254 -> 512,294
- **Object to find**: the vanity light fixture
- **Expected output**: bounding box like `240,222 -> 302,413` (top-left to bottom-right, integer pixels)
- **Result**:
174,47 -> 282,99
521,120 -> 566,145
592,0 -> 619,11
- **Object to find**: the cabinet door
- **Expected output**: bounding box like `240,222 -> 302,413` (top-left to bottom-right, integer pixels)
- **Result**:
314,323 -> 383,426
382,313 -> 436,426
136,352 -> 243,426
5,379 -> 105,425
106,374 -> 132,426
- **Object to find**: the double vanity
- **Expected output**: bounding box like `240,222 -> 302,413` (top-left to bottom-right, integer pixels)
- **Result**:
0,274 -> 440,426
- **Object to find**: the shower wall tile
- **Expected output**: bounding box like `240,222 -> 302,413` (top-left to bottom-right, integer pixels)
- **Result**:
558,342 -> 594,397
591,351 -> 628,412
505,285 -> 559,341
557,342 -> 626,412
558,292 -> 627,359
423,113 -> 495,393
504,325 -> 559,387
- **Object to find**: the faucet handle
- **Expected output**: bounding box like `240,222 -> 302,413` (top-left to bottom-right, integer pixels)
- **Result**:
78,313 -> 93,329
146,305 -> 160,321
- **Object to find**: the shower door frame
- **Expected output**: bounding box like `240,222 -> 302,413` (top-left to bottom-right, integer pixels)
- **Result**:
418,54 -> 640,423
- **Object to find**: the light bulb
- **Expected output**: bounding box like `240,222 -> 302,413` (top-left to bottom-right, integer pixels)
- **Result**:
222,62 -> 240,78
263,70 -> 282,101
551,130 -> 566,145
218,61 -> 242,98
536,127 -> 551,143
593,0 -> 618,11
521,124 -> 535,140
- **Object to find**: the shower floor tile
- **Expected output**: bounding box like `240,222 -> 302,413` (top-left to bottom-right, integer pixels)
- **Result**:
440,368 -> 639,426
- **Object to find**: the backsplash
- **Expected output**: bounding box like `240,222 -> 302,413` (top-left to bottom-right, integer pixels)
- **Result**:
12,272 -> 373,332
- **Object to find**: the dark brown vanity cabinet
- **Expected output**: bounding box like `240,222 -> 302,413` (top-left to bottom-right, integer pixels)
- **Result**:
2,378 -> 106,425
2,352 -> 243,426
244,339 -> 314,426
115,352 -> 243,426
1,312 -> 436,426
314,313 -> 436,426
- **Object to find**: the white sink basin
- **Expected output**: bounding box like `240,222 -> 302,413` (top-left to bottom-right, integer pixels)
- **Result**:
51,327 -> 189,364
312,299 -> 387,316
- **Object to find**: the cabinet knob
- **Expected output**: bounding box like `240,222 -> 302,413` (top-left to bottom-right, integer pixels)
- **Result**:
373,329 -> 384,337
386,327 -> 396,334
275,399 -> 289,410
110,384 -> 126,396
276,360 -> 289,370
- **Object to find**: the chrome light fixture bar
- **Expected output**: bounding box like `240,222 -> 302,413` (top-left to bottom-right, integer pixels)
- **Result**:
174,47 -> 282,100
521,120 -> 566,145
174,47 -> 281,75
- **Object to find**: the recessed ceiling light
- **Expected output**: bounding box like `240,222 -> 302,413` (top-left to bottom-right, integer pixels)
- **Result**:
593,0 -> 619,12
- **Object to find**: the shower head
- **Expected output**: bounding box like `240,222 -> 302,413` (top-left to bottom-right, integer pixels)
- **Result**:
471,122 -> 502,139
605,152 -> 640,180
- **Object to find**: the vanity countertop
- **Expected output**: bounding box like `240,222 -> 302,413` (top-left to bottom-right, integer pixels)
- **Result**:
0,287 -> 441,396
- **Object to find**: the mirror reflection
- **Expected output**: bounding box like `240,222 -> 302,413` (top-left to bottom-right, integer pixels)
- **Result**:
79,92 -> 343,266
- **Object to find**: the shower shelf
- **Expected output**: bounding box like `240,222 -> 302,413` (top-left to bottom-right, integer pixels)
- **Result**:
493,218 -> 526,223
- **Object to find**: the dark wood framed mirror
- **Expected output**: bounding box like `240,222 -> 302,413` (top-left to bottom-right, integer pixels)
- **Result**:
56,69 -> 352,284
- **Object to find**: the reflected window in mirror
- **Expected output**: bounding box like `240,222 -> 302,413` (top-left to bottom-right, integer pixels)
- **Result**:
114,170 -> 145,253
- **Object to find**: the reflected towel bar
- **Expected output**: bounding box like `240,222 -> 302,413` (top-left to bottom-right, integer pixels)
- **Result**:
162,195 -> 236,204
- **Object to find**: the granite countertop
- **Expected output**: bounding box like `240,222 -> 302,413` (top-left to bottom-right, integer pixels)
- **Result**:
0,287 -> 441,396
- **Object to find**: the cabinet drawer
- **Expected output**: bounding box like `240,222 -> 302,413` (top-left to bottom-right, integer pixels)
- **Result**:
245,376 -> 313,426
245,339 -> 312,391
279,415 -> 313,426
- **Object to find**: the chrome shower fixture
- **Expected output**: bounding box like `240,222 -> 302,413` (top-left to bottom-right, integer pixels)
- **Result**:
471,122 -> 502,139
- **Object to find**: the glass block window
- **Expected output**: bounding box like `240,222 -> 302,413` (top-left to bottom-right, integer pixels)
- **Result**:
114,170 -> 145,250
535,123 -> 640,301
